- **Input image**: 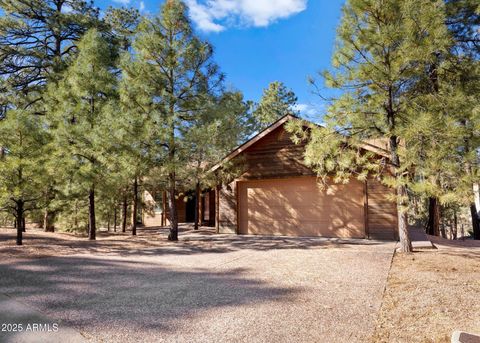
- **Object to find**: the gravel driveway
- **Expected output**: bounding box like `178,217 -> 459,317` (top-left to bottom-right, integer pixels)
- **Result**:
0,230 -> 395,342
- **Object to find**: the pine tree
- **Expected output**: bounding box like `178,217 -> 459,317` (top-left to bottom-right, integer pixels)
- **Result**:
445,0 -> 480,239
49,29 -> 118,240
183,91 -> 253,230
0,107 -> 48,245
254,81 -> 297,129
123,0 -> 223,241
288,0 -> 451,252
410,1 -> 480,239
0,0 -> 100,95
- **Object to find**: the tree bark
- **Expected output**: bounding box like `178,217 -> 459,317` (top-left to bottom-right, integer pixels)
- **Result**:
194,181 -> 200,230
470,204 -> 480,240
472,184 -> 480,240
43,209 -> 55,232
168,172 -> 178,241
16,200 -> 24,246
389,135 -> 412,252
396,185 -> 412,252
451,210 -> 458,240
215,184 -> 220,234
426,197 -> 440,236
88,186 -> 96,240
113,205 -> 117,232
162,191 -> 167,227
22,216 -> 26,232
440,218 -> 447,239
131,177 -> 138,236
122,194 -> 127,233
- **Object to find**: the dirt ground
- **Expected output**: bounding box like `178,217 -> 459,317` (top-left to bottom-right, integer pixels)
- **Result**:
0,226 -> 395,343
2,227 -> 479,342
372,236 -> 480,343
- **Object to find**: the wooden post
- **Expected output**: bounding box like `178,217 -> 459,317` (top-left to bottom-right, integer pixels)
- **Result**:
122,194 -> 127,233
194,182 -> 200,230
131,177 -> 138,236
215,184 -> 220,234
364,180 -> 369,239
113,205 -> 117,232
162,190 -> 167,227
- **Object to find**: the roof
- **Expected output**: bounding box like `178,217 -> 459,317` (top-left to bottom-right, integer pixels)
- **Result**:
210,114 -> 391,173
210,114 -> 297,172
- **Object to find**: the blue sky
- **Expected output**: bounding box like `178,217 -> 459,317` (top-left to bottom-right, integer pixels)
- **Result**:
98,0 -> 346,120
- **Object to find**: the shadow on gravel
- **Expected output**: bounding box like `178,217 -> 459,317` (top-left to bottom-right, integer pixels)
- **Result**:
0,256 -> 298,339
0,226 -> 390,259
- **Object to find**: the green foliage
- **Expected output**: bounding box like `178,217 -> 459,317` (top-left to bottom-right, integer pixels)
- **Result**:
104,6 -> 140,51
0,0 -> 101,95
254,81 -> 297,129
48,29 -> 119,233
290,0 -> 451,184
122,0 -> 224,238
0,107 -> 48,217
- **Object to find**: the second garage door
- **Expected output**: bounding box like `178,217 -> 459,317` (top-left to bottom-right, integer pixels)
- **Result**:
238,177 -> 365,238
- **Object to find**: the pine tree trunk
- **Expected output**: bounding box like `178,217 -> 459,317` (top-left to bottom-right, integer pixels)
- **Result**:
471,184 -> 480,240
43,209 -> 55,232
389,135 -> 412,252
440,218 -> 447,239
426,197 -> 440,236
16,200 -> 24,246
122,194 -> 127,233
215,184 -> 220,234
474,183 -> 480,215
451,210 -> 458,240
131,177 -> 138,236
470,204 -> 480,240
396,185 -> 412,252
194,181 -> 200,230
168,172 -> 178,241
88,186 -> 96,240
113,205 -> 117,232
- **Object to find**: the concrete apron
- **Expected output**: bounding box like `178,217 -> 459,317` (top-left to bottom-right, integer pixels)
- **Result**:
0,293 -> 86,343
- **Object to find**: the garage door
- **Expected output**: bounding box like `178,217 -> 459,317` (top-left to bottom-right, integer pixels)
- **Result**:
238,177 -> 365,238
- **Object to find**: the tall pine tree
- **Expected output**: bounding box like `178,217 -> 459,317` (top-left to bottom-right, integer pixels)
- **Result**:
254,81 -> 298,129
288,0 -> 451,252
0,106 -> 48,245
49,29 -> 118,240
122,0 -> 223,241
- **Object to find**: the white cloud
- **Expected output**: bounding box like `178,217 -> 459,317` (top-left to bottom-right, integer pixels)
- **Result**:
186,0 -> 307,32
112,0 -> 130,5
292,103 -> 317,117
139,0 -> 145,11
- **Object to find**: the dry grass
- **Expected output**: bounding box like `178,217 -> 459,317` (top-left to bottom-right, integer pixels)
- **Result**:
372,236 -> 480,343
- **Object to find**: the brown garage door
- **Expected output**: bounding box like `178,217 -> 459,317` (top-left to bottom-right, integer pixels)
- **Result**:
238,177 -> 365,238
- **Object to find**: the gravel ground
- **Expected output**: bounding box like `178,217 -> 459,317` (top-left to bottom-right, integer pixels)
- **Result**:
0,227 -> 395,342
371,236 -> 480,343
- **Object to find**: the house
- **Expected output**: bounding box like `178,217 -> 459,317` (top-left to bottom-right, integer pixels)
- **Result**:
144,114 -> 398,240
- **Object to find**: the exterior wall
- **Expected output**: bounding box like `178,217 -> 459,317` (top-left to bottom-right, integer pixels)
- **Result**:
239,126 -> 315,180
143,191 -> 163,227
143,191 -> 187,227
366,179 -> 398,240
218,122 -> 398,240
219,125 -> 315,234
218,182 -> 237,234
201,190 -> 216,226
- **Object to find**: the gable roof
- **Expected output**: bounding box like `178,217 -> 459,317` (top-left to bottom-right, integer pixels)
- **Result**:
210,114 -> 296,172
210,114 -> 391,173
